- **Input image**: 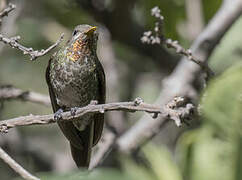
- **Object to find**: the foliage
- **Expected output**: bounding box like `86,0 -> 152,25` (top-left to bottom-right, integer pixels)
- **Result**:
177,63 -> 242,180
210,17 -> 242,74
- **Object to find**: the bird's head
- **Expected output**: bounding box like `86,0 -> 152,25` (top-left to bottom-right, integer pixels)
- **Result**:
66,25 -> 98,62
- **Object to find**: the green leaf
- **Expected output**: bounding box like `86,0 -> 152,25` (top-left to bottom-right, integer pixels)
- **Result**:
142,145 -> 182,180
32,169 -> 130,180
177,64 -> 242,180
210,17 -> 242,73
203,63 -> 242,138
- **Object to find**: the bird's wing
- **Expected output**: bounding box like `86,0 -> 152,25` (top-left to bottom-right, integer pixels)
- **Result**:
93,59 -> 106,146
46,57 -> 84,149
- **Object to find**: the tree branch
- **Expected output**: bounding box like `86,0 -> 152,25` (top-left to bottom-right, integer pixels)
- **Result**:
0,3 -> 15,25
0,3 -> 63,61
0,33 -> 64,60
89,97 -> 194,169
0,147 -> 40,180
0,98 -> 194,133
0,85 -> 50,106
185,0 -> 204,40
141,6 -> 214,80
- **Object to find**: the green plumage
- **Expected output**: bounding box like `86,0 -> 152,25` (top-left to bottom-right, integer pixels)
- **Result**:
46,25 -> 105,168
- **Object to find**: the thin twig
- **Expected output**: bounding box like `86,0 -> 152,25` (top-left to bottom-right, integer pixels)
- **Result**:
0,85 -> 50,106
88,97 -> 194,169
164,38 -> 215,78
0,33 -> 64,60
0,97 -> 194,133
141,6 -> 214,80
0,147 -> 40,180
116,97 -> 194,153
0,1 -> 22,54
0,3 -> 15,25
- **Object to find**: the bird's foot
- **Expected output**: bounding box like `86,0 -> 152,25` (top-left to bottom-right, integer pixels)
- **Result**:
71,107 -> 78,116
54,108 -> 64,121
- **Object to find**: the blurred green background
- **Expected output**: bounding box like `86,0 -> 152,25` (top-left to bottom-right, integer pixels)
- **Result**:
1,0 -> 242,179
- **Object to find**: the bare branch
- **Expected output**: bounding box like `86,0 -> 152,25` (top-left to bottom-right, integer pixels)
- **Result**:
0,1 -> 22,54
0,147 -> 40,180
0,98 -> 194,133
141,6 -> 214,79
116,97 -> 194,153
0,33 -> 64,60
164,38 -> 215,79
0,3 -> 15,24
185,0 -> 204,40
88,97 -> 194,168
0,85 -> 50,106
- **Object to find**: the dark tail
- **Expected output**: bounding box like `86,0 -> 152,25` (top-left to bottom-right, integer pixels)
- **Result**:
70,143 -> 91,168
70,121 -> 94,168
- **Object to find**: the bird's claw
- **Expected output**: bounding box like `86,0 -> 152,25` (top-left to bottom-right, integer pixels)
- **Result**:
71,107 -> 78,116
54,109 -> 63,121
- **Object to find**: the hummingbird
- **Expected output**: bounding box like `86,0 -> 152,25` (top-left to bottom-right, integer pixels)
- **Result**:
46,25 -> 105,168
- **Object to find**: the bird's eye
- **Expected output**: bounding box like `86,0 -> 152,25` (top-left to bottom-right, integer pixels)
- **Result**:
72,30 -> 78,36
